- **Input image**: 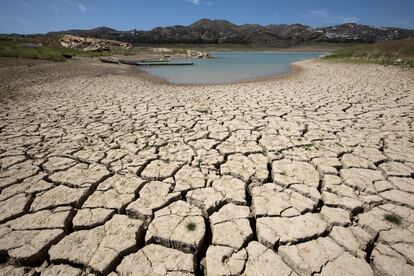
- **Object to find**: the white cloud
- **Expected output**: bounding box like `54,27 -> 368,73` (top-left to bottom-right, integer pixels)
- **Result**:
187,0 -> 212,6
21,2 -> 32,8
61,0 -> 87,13
78,3 -> 86,13
309,9 -> 359,24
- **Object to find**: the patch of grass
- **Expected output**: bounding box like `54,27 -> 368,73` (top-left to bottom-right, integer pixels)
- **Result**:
323,38 -> 414,68
196,158 -> 203,168
186,222 -> 197,231
302,144 -> 313,151
384,214 -> 403,225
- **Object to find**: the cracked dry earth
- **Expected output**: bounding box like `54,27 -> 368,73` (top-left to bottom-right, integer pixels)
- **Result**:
0,58 -> 413,276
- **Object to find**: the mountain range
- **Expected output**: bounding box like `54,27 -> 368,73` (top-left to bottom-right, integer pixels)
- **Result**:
22,19 -> 414,46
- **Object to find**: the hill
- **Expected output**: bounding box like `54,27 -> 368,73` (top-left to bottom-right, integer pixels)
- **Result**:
41,19 -> 414,47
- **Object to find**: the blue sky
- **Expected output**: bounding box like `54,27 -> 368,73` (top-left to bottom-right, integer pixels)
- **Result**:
1,0 -> 413,34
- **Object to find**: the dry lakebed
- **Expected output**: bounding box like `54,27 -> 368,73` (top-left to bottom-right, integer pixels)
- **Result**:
0,57 -> 413,276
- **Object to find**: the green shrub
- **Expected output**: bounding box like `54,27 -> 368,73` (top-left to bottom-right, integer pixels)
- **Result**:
383,214 -> 403,225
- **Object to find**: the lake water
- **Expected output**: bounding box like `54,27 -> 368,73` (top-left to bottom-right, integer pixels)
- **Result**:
140,52 -> 322,85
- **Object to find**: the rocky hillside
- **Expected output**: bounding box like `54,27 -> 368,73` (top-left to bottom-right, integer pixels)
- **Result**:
44,19 -> 414,47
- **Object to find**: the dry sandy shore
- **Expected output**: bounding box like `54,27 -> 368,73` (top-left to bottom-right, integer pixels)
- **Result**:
0,57 -> 413,276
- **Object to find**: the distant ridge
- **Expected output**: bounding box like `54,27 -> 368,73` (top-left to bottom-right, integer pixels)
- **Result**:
17,19 -> 414,46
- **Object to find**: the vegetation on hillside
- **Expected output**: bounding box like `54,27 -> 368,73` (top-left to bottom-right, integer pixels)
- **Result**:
323,38 -> 414,67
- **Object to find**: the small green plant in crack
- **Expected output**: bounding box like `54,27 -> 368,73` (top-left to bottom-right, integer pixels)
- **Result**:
384,214 -> 403,225
325,187 -> 333,193
302,144 -> 313,151
186,222 -> 197,231
196,158 -> 203,168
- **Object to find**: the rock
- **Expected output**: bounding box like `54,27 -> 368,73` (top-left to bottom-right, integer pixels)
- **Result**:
145,200 -> 205,254
41,264 -> 82,276
256,213 -> 328,247
318,252 -> 373,276
279,237 -> 343,275
173,165 -> 205,192
210,203 -> 252,250
30,185 -> 90,212
60,34 -> 132,52
0,228 -> 64,265
272,159 -> 319,188
0,193 -> 31,223
320,206 -> 351,226
116,244 -> 195,275
251,183 -> 316,217
48,163 -> 110,188
72,208 -> 115,230
49,214 -> 144,274
141,160 -> 181,180
243,241 -> 295,276
329,226 -> 371,258
221,154 -> 268,183
126,181 -> 180,221
205,246 -> 247,276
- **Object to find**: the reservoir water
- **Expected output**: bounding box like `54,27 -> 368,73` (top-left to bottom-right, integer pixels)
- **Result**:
140,52 -> 322,85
